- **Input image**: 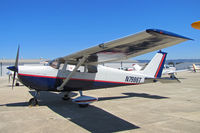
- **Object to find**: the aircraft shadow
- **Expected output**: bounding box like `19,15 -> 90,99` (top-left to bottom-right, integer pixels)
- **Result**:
4,84 -> 24,88
0,91 -> 170,132
1,91 -> 140,132
0,101 -> 28,106
177,78 -> 186,80
98,92 -> 169,101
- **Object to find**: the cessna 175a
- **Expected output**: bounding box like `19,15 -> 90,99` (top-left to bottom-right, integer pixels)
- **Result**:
7,29 -> 192,107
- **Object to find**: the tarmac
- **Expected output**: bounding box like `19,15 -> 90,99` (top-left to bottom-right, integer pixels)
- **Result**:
0,71 -> 200,133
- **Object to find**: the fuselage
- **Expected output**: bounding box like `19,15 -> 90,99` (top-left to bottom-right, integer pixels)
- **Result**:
17,65 -> 145,91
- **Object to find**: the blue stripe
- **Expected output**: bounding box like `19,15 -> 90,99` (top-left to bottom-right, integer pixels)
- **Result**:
156,53 -> 167,78
146,29 -> 193,40
18,75 -> 58,91
18,75 -> 137,91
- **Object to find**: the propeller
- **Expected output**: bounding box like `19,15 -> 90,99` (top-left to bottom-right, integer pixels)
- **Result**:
7,45 -> 20,89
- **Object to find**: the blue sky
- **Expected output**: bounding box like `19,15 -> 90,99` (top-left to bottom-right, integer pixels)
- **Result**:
0,0 -> 200,60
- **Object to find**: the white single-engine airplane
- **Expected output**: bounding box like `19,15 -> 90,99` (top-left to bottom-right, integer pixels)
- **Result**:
7,29 -> 192,107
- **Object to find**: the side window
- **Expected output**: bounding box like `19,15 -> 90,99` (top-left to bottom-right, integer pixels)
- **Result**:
54,62 -> 98,73
87,65 -> 98,73
60,64 -> 85,73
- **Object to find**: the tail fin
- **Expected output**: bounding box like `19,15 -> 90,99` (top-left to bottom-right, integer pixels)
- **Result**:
142,51 -> 167,78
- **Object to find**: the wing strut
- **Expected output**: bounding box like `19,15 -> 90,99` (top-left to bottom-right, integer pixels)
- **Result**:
57,56 -> 88,91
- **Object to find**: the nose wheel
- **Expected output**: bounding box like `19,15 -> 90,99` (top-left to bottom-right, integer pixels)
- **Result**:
28,98 -> 38,106
28,91 -> 39,106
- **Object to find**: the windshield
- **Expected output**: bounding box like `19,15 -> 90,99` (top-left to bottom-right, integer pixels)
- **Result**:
49,60 -> 60,69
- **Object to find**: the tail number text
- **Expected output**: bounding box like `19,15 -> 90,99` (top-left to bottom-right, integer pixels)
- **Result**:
125,76 -> 142,83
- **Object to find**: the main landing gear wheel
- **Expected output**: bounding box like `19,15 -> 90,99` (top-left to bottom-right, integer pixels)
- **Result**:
62,97 -> 70,101
62,91 -> 71,101
15,82 -> 19,86
28,98 -> 38,106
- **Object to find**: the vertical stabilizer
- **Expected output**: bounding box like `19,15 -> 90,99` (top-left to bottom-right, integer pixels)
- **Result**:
142,51 -> 167,78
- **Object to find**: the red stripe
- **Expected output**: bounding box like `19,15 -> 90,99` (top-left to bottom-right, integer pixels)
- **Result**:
155,54 -> 166,78
18,73 -> 138,85
18,73 -> 64,79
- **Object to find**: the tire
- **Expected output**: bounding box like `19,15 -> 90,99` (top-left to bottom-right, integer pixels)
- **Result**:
62,97 -> 70,101
28,98 -> 38,106
15,83 -> 20,86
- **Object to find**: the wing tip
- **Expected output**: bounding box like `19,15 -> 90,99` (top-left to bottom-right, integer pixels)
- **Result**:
146,29 -> 193,40
157,50 -> 167,55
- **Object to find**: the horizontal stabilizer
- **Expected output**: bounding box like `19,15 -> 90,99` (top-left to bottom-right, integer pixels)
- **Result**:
146,77 -> 181,83
156,77 -> 181,83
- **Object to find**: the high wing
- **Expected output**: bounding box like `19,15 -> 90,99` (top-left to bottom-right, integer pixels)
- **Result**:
54,29 -> 192,65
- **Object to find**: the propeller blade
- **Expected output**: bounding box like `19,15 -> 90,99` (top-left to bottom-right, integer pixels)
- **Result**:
12,72 -> 16,89
11,45 -> 20,89
15,45 -> 20,70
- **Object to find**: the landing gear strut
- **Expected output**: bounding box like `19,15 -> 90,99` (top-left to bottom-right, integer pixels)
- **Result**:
28,91 -> 39,106
170,73 -> 176,79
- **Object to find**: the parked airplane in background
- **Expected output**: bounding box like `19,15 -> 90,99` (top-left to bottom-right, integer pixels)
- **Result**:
190,64 -> 200,72
124,62 -> 186,79
162,65 -> 188,79
7,29 -> 192,107
131,64 -> 142,71
162,65 -> 177,78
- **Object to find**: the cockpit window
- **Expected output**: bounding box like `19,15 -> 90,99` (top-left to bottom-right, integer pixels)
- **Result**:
49,60 -> 60,69
49,60 -> 98,73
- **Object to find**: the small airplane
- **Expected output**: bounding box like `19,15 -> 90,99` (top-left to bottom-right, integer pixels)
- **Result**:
123,62 -> 186,79
190,64 -> 200,72
162,65 -> 189,79
7,29 -> 192,107
132,64 -> 142,71
120,64 -> 142,71
162,65 -> 177,78
131,63 -> 178,78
